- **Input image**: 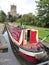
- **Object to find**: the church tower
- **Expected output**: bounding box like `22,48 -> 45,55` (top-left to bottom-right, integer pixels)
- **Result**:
7,5 -> 19,20
10,5 -> 17,17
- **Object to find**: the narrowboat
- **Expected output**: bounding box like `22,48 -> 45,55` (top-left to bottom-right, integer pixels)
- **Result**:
6,24 -> 49,64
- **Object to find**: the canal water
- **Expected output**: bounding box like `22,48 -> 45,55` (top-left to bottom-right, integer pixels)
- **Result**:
0,31 -> 33,65
0,31 -> 21,65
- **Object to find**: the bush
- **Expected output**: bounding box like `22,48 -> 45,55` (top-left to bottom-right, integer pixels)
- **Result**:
0,11 -> 6,22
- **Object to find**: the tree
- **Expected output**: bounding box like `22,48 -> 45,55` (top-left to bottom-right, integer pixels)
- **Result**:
0,10 -> 6,22
17,13 -> 38,26
9,16 -> 16,22
36,0 -> 49,27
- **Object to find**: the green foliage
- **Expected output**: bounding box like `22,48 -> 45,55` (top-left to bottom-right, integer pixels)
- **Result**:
17,13 -> 37,26
9,16 -> 16,22
0,11 -> 6,22
36,0 -> 49,27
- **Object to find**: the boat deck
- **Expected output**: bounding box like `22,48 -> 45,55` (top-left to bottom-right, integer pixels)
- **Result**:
23,42 -> 37,50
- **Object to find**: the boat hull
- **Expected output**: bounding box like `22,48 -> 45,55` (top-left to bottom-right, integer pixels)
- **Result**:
6,26 -> 49,64
6,29 -> 39,63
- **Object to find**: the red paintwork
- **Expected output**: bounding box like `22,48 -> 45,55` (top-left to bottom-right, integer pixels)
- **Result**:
10,27 -> 21,42
36,42 -> 41,48
19,51 -> 39,62
30,30 -> 37,44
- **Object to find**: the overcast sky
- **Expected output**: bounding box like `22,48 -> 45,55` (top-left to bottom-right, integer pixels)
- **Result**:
0,0 -> 38,15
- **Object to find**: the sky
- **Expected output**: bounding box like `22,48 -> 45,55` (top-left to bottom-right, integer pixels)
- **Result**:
0,0 -> 38,15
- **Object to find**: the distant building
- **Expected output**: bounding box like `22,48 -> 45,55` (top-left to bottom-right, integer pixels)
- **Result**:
10,5 -> 17,17
7,5 -> 19,20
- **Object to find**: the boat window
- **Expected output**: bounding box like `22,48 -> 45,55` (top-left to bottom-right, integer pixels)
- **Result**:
23,30 -> 30,42
27,30 -> 30,42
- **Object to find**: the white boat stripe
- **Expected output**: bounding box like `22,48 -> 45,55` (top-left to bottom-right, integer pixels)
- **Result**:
19,48 -> 44,57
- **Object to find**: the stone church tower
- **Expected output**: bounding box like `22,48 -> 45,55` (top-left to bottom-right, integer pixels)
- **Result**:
7,5 -> 19,20
10,5 -> 17,17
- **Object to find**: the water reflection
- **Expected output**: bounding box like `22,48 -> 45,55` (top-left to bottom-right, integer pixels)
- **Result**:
3,31 -> 9,43
3,31 -> 11,50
